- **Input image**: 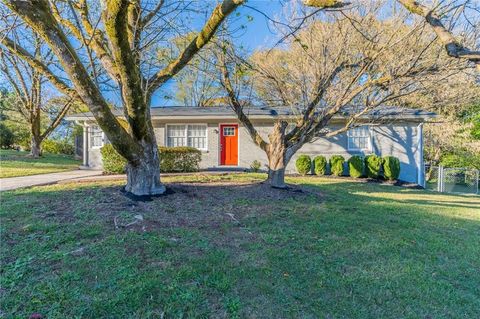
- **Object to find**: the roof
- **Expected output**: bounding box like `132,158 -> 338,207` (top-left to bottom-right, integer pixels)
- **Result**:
66,105 -> 436,122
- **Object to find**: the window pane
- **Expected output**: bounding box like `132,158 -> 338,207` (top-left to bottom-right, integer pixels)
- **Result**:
90,125 -> 103,147
187,125 -> 207,149
223,127 -> 235,136
167,124 -> 207,149
167,125 -> 186,147
348,126 -> 369,150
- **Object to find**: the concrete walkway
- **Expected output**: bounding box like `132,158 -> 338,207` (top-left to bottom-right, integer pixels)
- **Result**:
0,170 -> 103,192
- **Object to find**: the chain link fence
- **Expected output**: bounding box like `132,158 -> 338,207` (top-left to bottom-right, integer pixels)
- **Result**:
425,165 -> 479,195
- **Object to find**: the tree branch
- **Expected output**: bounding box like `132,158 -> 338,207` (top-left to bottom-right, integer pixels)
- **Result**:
220,56 -> 268,152
1,36 -> 78,99
40,98 -> 73,140
75,0 -> 120,80
103,0 -> 151,141
146,0 -> 244,97
4,0 -> 140,163
398,0 -> 480,70
140,0 -> 164,27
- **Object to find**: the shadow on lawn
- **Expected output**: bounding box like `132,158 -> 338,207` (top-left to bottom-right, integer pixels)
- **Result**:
3,179 -> 479,232
299,178 -> 480,211
2,179 -> 480,318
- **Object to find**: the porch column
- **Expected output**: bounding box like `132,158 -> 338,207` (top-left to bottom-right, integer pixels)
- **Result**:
417,123 -> 425,187
83,125 -> 89,167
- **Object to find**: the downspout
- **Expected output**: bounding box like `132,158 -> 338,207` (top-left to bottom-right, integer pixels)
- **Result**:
417,123 -> 425,187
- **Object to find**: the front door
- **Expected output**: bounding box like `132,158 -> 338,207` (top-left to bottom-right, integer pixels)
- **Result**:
220,124 -> 238,166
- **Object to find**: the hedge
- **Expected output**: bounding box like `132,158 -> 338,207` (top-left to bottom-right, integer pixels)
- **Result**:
330,155 -> 345,176
313,155 -> 327,175
296,155 -> 312,175
42,139 -> 74,155
365,154 -> 382,179
160,146 -> 202,172
100,144 -> 126,173
348,155 -> 364,178
100,144 -> 202,174
383,156 -> 400,180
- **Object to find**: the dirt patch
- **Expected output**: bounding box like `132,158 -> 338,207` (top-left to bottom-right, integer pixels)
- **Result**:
77,181 -> 322,232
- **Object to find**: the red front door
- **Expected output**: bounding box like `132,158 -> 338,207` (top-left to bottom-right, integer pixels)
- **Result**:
220,124 -> 238,166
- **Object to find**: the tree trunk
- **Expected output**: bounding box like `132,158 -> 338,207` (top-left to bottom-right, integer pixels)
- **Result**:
265,121 -> 289,188
267,153 -> 288,188
29,113 -> 42,158
124,142 -> 166,196
30,136 -> 42,158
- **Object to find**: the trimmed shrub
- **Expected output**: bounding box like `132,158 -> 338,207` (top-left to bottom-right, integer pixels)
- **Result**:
100,144 -> 202,174
0,123 -> 14,149
42,138 -> 74,155
313,156 -> 327,175
365,154 -> 382,179
250,160 -> 262,172
159,146 -> 201,172
348,155 -> 364,178
330,155 -> 345,176
101,144 -> 127,173
296,155 -> 312,175
383,156 -> 400,180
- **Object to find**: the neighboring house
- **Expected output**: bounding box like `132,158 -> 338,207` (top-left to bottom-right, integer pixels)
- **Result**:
66,106 -> 435,185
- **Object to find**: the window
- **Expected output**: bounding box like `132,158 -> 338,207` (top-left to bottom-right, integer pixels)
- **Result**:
223,127 -> 235,136
188,125 -> 207,149
90,125 -> 104,148
347,126 -> 371,151
166,124 -> 207,150
167,125 -> 187,147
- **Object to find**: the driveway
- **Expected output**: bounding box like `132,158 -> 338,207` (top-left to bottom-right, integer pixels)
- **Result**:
0,170 -> 103,192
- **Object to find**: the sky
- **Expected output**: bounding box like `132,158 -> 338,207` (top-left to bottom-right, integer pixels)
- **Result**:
146,1 -> 288,107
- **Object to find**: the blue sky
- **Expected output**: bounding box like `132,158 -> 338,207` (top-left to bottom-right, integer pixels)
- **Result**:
149,1 -> 286,107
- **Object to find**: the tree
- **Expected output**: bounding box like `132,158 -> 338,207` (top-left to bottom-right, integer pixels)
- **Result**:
220,3 -> 476,188
1,0 -> 245,196
158,33 -> 224,106
0,37 -> 74,157
0,122 -> 14,148
305,0 -> 480,70
0,89 -> 31,149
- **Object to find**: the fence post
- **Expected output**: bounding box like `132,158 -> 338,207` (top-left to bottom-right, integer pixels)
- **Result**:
477,169 -> 479,195
437,166 -> 444,193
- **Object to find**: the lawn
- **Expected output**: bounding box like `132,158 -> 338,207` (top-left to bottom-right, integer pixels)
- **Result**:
0,149 -> 80,178
1,174 -> 479,318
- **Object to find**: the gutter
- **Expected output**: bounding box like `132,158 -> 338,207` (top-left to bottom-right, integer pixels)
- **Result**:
66,114 -> 436,122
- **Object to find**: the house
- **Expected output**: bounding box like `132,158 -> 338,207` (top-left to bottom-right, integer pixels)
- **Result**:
66,106 -> 435,185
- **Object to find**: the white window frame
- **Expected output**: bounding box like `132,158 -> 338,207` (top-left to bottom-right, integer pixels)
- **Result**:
89,125 -> 104,149
347,126 -> 372,152
165,124 -> 208,151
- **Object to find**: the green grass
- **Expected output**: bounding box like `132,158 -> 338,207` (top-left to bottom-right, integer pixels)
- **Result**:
0,149 -> 80,178
1,174 -> 479,318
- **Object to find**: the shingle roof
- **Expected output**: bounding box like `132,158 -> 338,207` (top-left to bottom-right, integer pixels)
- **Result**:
66,105 -> 436,121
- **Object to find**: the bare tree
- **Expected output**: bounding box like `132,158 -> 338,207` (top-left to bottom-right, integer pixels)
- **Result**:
0,37 -> 73,157
304,0 -> 480,70
0,0 -> 249,196
220,4 -> 474,188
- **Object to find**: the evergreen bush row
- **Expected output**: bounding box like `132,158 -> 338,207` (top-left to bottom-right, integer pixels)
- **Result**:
295,154 -> 400,180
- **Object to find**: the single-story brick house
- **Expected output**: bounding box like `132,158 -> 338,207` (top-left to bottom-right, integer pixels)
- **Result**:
66,106 -> 435,186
